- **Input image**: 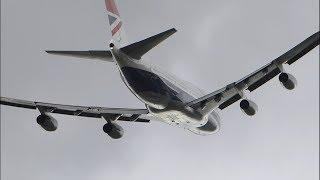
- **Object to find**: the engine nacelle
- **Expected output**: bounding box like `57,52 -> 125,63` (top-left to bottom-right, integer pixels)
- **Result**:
240,99 -> 258,116
36,114 -> 58,131
279,73 -> 297,90
103,122 -> 124,139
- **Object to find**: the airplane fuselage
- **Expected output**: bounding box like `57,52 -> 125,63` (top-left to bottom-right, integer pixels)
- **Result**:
111,45 -> 220,135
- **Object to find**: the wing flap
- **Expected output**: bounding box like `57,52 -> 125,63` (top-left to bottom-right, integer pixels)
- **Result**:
218,94 -> 242,110
247,67 -> 281,92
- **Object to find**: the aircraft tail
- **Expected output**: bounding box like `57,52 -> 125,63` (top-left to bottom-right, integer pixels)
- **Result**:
105,0 -> 128,47
46,1 -> 177,61
46,28 -> 177,61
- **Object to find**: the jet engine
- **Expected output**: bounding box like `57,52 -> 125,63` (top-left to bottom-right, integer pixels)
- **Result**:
279,73 -> 297,90
36,114 -> 58,131
103,122 -> 124,139
240,99 -> 258,116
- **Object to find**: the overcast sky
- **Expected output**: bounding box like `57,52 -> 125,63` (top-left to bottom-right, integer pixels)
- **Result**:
1,0 -> 319,180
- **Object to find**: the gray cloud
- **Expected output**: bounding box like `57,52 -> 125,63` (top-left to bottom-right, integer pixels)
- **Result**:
1,0 -> 319,180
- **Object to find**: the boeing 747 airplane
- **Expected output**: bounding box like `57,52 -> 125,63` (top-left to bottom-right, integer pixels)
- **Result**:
1,0 -> 319,139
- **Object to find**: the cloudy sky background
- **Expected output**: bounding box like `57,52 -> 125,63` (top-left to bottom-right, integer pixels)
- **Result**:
1,0 -> 319,179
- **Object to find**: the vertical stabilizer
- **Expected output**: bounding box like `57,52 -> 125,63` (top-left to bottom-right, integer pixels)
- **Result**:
105,0 -> 128,47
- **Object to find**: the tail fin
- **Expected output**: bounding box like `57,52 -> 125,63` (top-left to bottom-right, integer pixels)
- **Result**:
105,0 -> 127,47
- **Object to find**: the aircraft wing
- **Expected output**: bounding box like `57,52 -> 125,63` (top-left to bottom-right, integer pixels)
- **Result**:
186,31 -> 319,112
0,97 -> 150,123
46,50 -> 114,62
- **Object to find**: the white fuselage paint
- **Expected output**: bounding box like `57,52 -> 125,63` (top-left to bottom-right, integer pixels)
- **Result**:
111,46 -> 220,135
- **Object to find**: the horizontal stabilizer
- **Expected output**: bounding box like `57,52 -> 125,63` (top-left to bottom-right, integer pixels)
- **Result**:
46,50 -> 113,62
120,28 -> 177,59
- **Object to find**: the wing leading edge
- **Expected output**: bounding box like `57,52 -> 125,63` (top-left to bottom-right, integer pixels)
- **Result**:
186,31 -> 319,113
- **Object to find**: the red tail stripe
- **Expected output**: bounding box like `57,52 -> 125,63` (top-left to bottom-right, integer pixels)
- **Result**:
112,22 -> 122,36
105,0 -> 120,16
